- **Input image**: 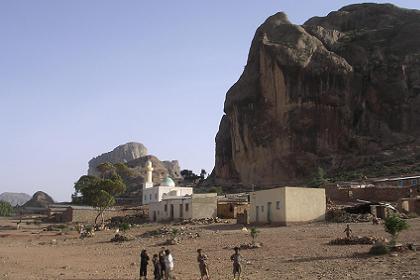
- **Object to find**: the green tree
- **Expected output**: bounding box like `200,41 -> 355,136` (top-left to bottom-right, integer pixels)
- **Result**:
0,201 -> 13,217
384,214 -> 410,245
96,162 -> 115,178
73,174 -> 126,226
307,167 -> 328,187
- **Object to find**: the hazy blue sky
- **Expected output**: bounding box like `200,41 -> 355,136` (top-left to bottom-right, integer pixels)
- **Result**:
1,1 -> 419,201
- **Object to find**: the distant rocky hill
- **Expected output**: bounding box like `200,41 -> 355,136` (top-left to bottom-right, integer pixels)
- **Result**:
211,3 -> 420,188
87,142 -> 182,195
23,191 -> 54,208
88,142 -> 148,176
0,192 -> 31,206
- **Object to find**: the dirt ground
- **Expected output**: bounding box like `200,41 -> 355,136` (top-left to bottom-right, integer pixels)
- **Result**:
0,217 -> 420,280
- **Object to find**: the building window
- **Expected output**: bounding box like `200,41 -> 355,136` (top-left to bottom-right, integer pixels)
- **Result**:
399,180 -> 404,187
164,204 -> 167,212
144,195 -> 147,201
276,201 -> 281,209
261,206 -> 264,212
412,179 -> 417,186
149,194 -> 152,200
155,193 -> 158,200
185,203 -> 189,212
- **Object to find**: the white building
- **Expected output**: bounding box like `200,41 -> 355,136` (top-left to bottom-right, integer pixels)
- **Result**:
142,160 -> 193,205
149,193 -> 217,222
249,186 -> 326,225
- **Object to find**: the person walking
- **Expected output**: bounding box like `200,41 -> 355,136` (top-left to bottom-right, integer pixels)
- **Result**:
344,224 -> 352,238
197,249 -> 210,280
140,249 -> 150,280
152,254 -> 162,280
164,249 -> 174,279
230,247 -> 242,280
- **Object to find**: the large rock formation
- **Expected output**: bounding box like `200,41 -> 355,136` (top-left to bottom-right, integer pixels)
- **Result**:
23,191 -> 55,208
212,4 -> 420,188
88,142 -> 148,176
0,192 -> 31,206
87,142 -> 182,196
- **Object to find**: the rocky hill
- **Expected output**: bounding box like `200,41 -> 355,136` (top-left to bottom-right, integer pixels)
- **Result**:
88,142 -> 148,176
87,142 -> 182,196
0,192 -> 31,206
23,191 -> 55,208
211,3 -> 420,188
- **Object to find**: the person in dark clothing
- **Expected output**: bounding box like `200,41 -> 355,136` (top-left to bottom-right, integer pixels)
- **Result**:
230,247 -> 242,280
140,249 -> 150,280
152,254 -> 162,280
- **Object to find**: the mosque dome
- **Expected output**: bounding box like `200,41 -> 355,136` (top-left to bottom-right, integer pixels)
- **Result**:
161,177 -> 176,187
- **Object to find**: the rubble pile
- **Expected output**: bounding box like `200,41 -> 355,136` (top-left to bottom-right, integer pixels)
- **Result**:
329,236 -> 382,245
141,226 -> 201,240
175,217 -> 227,225
110,233 -> 133,242
224,242 -> 263,250
326,209 -> 374,223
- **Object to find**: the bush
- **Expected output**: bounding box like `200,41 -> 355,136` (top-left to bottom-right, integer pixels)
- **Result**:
119,222 -> 130,232
208,186 -> 223,195
384,214 -> 410,244
369,243 -> 390,255
0,201 -> 13,216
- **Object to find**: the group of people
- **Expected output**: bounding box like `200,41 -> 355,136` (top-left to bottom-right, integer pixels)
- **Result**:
139,247 -> 243,280
140,248 -> 174,280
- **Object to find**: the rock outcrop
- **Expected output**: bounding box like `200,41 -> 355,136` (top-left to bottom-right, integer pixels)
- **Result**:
212,4 -> 420,187
87,142 -> 182,195
0,192 -> 31,206
88,142 -> 148,176
23,191 -> 55,208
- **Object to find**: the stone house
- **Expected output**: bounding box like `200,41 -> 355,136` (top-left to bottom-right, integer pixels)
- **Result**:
148,193 -> 217,222
249,187 -> 325,225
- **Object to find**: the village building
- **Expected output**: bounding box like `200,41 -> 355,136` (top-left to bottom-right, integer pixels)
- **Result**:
217,193 -> 250,219
148,193 -> 217,222
47,204 -> 143,223
372,175 -> 420,188
142,160 -> 193,205
324,175 -> 420,203
249,187 -> 326,225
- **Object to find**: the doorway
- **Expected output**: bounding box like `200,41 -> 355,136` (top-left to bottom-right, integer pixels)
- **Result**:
256,206 -> 259,223
267,202 -> 272,224
170,204 -> 174,220
179,204 -> 183,218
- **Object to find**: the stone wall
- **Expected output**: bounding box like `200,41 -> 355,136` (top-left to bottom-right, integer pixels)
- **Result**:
325,186 -> 419,202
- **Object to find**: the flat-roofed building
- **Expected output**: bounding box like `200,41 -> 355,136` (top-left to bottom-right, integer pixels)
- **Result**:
249,187 -> 325,225
148,193 -> 217,222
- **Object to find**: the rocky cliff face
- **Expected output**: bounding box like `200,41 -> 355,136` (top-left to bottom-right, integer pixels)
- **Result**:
213,4 -> 420,187
88,142 -> 148,176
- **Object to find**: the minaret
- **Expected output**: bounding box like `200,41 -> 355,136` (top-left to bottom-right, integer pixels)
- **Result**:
144,160 -> 154,189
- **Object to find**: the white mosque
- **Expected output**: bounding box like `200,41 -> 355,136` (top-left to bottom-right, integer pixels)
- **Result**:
142,160 -> 193,205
